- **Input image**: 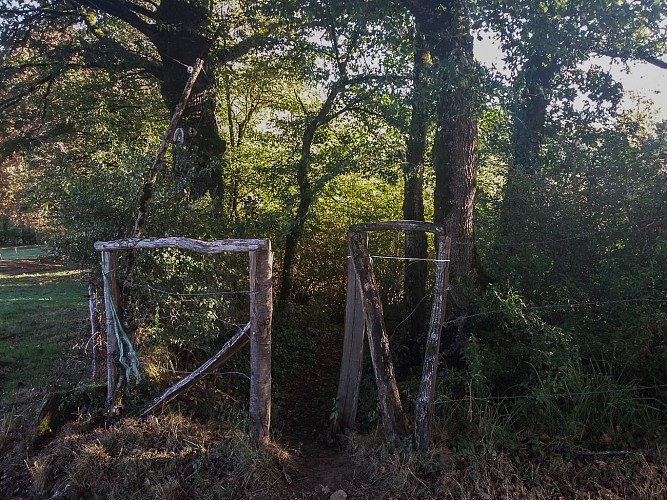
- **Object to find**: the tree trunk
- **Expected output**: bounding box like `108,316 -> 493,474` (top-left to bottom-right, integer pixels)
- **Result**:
79,0 -> 228,201
418,0 -> 478,303
151,1 -> 226,200
511,55 -> 557,174
496,55 -> 557,269
403,23 -> 430,362
278,122 -> 317,304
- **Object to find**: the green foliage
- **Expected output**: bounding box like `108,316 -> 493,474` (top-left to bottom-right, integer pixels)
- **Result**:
2,0 -> 667,478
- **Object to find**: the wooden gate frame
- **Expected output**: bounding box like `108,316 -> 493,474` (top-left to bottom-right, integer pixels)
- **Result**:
94,237 -> 273,444
331,221 -> 451,449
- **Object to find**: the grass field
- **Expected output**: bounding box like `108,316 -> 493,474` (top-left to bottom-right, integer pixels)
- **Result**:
0,245 -> 45,260
0,267 -> 87,393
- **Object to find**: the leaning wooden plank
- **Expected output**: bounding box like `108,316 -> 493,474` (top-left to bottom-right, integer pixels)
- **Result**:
94,237 -> 270,253
331,247 -> 366,435
249,248 -> 273,444
414,235 -> 452,451
349,230 -> 409,445
352,220 -> 445,235
141,323 -> 251,416
133,58 -> 204,238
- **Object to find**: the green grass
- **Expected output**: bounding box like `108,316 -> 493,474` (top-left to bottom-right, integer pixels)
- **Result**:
0,245 -> 45,260
0,268 -> 87,393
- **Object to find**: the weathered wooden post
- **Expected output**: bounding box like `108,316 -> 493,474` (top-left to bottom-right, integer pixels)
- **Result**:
349,229 -> 408,445
249,244 -> 273,444
331,244 -> 366,435
414,235 -> 451,450
101,251 -> 121,411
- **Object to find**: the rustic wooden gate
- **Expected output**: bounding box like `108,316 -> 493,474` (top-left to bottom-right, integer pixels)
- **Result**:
331,221 -> 451,450
94,236 -> 273,444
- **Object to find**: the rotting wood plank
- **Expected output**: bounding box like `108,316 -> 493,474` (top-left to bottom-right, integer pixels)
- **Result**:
414,235 -> 452,451
249,248 -> 273,444
349,229 -> 408,445
331,246 -> 366,435
141,323 -> 251,416
94,237 -> 269,253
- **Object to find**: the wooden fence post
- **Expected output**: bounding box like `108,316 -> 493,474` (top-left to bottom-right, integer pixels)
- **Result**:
349,230 -> 408,445
331,245 -> 366,435
101,251 -> 121,411
249,246 -> 273,444
413,235 -> 451,450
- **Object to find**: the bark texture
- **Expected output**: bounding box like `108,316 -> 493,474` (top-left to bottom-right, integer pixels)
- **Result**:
405,0 -> 479,301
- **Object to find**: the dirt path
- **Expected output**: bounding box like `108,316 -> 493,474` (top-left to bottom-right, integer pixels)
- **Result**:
278,322 -> 361,498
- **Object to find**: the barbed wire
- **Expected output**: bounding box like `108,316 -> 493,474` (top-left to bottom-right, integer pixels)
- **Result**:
442,296 -> 667,326
435,383 -> 667,406
354,254 -> 450,263
470,212 -> 667,248
141,283 -> 255,297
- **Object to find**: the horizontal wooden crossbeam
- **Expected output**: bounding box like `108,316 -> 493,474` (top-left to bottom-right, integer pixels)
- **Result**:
94,237 -> 270,253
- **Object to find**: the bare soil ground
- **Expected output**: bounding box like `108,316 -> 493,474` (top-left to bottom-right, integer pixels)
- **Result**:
277,323 -> 360,499
0,258 -> 63,276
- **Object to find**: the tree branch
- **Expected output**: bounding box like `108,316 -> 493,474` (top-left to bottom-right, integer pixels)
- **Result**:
74,0 -> 154,39
638,54 -> 667,70
0,73 -> 58,112
124,1 -> 158,20
600,49 -> 667,70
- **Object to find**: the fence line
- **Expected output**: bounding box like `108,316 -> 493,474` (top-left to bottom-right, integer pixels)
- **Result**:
141,283 -> 255,297
435,384 -> 667,406
440,296 -> 667,326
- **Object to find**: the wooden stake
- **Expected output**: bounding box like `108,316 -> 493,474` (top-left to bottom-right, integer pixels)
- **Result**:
331,245 -> 366,435
349,230 -> 408,445
249,246 -> 273,444
414,235 -> 451,450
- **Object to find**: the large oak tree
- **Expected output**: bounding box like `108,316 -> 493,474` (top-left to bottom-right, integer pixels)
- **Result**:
0,0 -> 297,198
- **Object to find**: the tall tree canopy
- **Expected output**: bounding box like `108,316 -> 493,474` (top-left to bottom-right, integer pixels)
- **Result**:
0,0 -> 300,197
